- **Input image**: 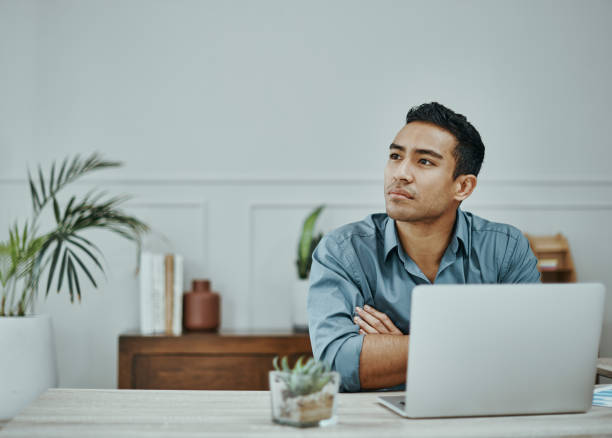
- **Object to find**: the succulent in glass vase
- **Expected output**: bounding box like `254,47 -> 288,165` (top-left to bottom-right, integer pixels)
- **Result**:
269,355 -> 340,427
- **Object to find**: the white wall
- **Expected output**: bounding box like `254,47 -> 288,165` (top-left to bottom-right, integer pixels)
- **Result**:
1,0 -> 611,388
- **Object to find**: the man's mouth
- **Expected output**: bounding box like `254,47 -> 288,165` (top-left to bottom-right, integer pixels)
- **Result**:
388,190 -> 414,200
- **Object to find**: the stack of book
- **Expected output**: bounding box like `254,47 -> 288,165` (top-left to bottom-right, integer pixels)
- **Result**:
139,252 -> 184,335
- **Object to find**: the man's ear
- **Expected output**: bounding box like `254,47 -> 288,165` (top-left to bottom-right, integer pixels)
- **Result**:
453,174 -> 477,202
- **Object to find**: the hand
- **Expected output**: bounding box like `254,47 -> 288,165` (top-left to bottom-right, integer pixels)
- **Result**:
354,305 -> 402,335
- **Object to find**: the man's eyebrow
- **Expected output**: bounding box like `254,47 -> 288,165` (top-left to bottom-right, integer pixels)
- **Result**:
389,143 -> 444,160
415,148 -> 444,160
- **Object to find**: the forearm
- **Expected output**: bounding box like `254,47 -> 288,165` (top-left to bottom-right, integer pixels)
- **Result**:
359,334 -> 409,389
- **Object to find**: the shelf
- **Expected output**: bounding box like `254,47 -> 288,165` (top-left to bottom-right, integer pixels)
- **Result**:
525,233 -> 576,283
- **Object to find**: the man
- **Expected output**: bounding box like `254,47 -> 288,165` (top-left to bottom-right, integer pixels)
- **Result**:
307,102 -> 540,392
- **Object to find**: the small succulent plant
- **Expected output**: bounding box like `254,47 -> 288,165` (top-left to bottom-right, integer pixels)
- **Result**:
272,355 -> 332,397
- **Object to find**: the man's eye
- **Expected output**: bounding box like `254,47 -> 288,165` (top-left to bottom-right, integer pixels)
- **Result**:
389,153 -> 401,160
418,158 -> 434,165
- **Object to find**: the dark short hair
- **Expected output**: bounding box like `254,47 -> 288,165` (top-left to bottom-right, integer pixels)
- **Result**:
405,102 -> 485,178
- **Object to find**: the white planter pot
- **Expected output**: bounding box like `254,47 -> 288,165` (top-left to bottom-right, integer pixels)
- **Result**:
0,314 -> 58,420
292,279 -> 310,332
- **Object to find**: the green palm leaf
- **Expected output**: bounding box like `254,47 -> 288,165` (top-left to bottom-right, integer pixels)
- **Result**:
0,221 -> 47,315
28,153 -> 121,216
67,248 -> 97,288
45,242 -> 62,296
28,171 -> 41,211
36,188 -> 148,297
2,153 -> 149,314
70,258 -> 81,301
70,234 -> 103,256
56,248 -> 69,293
66,237 -> 105,274
38,166 -> 46,201
66,257 -> 75,303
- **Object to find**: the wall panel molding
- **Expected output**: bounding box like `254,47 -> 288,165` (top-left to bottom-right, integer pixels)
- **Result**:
246,199 -> 612,330
3,175 -> 612,186
466,203 -> 612,211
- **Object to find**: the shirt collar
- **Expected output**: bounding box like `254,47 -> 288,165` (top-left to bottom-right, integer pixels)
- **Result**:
383,207 -> 469,261
454,207 -> 470,255
383,216 -> 400,261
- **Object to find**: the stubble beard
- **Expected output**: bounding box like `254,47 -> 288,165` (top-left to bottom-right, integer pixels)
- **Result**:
385,197 -> 448,224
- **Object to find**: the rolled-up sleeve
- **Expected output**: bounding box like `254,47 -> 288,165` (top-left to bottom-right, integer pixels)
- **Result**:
307,234 -> 365,392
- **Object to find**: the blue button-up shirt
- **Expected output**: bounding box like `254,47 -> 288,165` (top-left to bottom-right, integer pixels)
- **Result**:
307,208 -> 540,392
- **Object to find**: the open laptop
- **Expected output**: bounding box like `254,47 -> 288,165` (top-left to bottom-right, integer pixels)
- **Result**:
378,283 -> 605,418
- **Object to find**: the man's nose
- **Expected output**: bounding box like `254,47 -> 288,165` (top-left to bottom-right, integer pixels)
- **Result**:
395,159 -> 415,183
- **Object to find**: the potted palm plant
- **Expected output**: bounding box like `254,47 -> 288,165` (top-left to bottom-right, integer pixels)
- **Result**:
292,205 -> 324,332
0,153 -> 148,420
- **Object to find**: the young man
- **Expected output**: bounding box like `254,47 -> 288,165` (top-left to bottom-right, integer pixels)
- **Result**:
307,102 -> 540,392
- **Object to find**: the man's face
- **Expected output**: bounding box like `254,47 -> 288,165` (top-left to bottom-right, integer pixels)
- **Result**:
384,121 -> 460,223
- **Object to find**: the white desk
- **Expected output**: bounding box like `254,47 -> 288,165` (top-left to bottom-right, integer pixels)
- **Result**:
1,388 -> 611,437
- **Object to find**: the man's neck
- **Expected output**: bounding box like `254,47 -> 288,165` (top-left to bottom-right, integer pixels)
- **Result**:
395,208 -> 458,274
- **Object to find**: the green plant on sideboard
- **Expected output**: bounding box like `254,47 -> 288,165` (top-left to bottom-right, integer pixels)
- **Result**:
0,153 -> 149,316
295,205 -> 324,280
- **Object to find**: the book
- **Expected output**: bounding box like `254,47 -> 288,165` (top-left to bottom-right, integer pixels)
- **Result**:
152,254 -> 165,333
538,258 -> 559,270
172,255 -> 184,335
593,385 -> 612,407
164,254 -> 174,334
139,251 -> 184,335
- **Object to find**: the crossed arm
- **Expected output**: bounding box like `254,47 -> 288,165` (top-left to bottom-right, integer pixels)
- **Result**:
308,235 -> 412,391
353,305 -> 410,389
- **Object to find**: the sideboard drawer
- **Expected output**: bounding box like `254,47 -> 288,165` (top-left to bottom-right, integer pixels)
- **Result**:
119,332 -> 312,390
133,354 -> 286,390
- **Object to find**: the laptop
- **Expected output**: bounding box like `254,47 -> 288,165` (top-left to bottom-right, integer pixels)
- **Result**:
377,283 -> 605,418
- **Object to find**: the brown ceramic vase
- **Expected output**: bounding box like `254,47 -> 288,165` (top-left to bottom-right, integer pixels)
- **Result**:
183,279 -> 220,331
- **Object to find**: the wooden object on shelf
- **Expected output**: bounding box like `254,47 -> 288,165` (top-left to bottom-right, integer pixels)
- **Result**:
524,233 -> 576,283
183,279 -> 220,331
597,357 -> 612,381
118,331 -> 312,390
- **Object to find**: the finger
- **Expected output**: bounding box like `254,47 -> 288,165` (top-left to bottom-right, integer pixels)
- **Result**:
354,315 -> 377,334
355,307 -> 389,334
354,315 -> 379,334
363,305 -> 402,334
359,329 -> 366,335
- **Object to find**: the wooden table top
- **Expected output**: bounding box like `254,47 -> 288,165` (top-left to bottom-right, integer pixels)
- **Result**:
1,388 -> 612,437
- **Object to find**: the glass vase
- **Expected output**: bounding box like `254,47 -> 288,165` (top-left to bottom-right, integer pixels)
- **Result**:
269,370 -> 340,427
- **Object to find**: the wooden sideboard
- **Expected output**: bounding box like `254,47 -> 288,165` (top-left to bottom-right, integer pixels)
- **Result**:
118,331 -> 312,390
